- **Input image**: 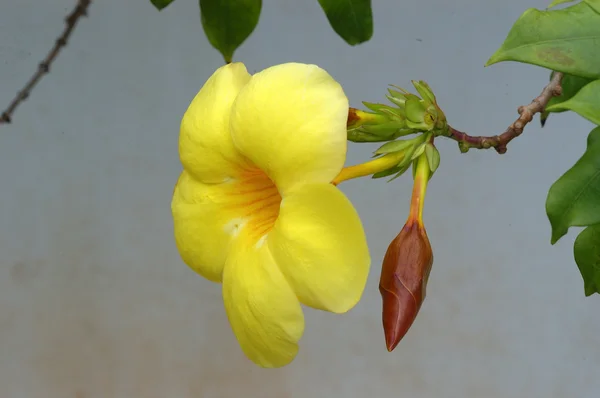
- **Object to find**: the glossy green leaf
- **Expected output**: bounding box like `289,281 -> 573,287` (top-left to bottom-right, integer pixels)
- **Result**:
574,225 -> 600,296
545,79 -> 600,124
317,0 -> 373,45
486,1 -> 600,79
546,127 -> 600,244
587,126 -> 600,147
548,0 -> 577,8
200,0 -> 262,63
151,0 -> 176,10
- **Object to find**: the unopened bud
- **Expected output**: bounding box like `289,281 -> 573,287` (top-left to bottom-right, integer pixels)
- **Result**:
379,220 -> 433,351
347,108 -> 388,129
379,153 -> 434,352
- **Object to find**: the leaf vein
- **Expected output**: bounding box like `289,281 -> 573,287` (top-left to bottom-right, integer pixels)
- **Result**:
503,35 -> 600,53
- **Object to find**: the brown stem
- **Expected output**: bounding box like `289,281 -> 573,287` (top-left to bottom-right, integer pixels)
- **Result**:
445,71 -> 564,154
0,0 -> 92,125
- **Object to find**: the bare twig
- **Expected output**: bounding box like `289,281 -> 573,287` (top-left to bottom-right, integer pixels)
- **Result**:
0,0 -> 92,125
445,72 -> 564,154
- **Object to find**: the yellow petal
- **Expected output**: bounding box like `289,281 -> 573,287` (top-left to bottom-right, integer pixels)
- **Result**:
171,171 -> 237,282
268,183 -> 370,313
222,235 -> 304,368
230,63 -> 349,194
172,168 -> 283,282
179,62 -> 252,183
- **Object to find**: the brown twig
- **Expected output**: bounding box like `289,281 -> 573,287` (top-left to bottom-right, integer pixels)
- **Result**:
0,0 -> 92,125
445,72 -> 564,154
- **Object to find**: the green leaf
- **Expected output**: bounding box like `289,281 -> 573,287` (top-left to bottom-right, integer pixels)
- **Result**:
587,126 -> 600,147
545,79 -> 600,124
151,0 -> 176,10
548,0 -> 577,8
200,0 -> 262,63
541,72 -> 594,125
486,1 -> 600,79
546,73 -> 594,113
546,127 -> 600,244
317,0 -> 373,45
574,225 -> 600,296
585,0 -> 600,14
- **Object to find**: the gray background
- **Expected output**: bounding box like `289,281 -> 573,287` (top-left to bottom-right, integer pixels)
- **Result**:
1,0 -> 599,397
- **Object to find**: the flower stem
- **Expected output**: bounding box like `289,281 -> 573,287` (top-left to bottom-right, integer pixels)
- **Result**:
408,154 -> 430,224
441,72 -> 563,154
332,150 -> 406,185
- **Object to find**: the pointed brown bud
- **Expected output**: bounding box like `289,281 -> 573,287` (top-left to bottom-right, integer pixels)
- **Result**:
379,219 -> 433,352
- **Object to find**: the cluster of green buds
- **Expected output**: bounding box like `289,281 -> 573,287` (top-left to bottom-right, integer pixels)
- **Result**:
346,81 -> 448,182
340,81 -> 452,351
347,80 -> 448,142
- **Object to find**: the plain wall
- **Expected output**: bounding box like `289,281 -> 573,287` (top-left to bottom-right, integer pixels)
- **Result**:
1,0 -> 599,397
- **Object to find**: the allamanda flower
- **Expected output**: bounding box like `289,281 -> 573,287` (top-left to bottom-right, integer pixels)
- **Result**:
171,62 -> 371,368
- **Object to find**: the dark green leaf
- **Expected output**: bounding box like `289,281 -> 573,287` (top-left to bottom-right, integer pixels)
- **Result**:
545,79 -> 600,124
200,0 -> 262,63
546,127 -> 600,244
574,225 -> 600,296
486,1 -> 600,79
317,0 -> 373,45
151,0 -> 176,10
587,126 -> 600,147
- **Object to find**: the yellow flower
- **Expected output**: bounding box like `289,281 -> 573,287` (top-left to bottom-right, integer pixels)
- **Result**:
171,62 -> 371,368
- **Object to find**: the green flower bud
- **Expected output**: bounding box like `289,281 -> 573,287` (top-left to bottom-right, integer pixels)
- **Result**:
361,121 -> 407,135
412,80 -> 436,105
386,94 -> 406,108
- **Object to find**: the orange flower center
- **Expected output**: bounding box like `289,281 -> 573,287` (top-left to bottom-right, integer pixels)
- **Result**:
224,168 -> 282,242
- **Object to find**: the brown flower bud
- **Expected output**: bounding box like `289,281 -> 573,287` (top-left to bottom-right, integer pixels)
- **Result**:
379,219 -> 433,352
